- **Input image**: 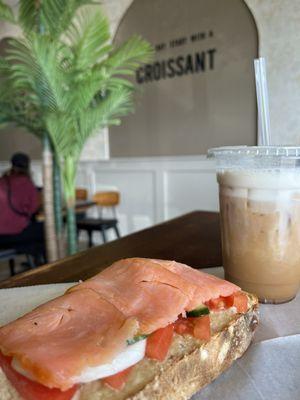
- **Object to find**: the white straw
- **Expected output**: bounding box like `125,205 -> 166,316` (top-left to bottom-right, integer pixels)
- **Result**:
254,57 -> 271,146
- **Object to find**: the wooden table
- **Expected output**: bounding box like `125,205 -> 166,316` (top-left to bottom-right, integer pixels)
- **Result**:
0,211 -> 222,288
36,200 -> 96,221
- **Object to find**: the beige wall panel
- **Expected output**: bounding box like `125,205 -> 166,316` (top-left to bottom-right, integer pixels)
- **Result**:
110,0 -> 258,157
0,126 -> 42,161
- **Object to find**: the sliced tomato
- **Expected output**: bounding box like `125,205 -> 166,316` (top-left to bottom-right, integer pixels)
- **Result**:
206,295 -> 234,310
232,292 -> 248,313
0,352 -> 78,400
103,366 -> 133,391
174,317 -> 194,335
206,292 -> 248,313
193,315 -> 211,341
223,294 -> 235,308
174,315 -> 211,341
145,323 -> 174,361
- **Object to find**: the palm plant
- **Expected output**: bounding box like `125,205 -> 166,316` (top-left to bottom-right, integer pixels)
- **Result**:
0,1 -> 153,255
0,0 -> 90,261
0,39 -> 59,262
46,10 -> 153,254
0,1 -> 107,260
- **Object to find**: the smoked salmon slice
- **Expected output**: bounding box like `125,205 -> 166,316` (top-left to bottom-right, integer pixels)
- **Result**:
0,289 -> 138,391
68,258 -> 192,334
151,259 -> 240,307
69,258 -> 240,332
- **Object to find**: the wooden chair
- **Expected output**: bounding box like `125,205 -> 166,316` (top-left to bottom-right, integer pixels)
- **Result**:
0,249 -> 17,276
74,188 -> 89,222
76,188 -> 88,201
77,191 -> 121,247
93,191 -> 119,216
0,246 -> 42,276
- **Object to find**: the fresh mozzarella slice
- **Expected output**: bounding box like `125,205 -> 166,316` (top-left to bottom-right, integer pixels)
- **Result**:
12,339 -> 146,386
73,339 -> 147,384
12,358 -> 35,380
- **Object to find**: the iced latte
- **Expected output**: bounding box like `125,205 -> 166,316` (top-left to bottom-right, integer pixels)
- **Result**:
209,146 -> 300,303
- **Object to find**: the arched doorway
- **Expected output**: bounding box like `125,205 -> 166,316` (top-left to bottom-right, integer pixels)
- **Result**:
110,0 -> 258,157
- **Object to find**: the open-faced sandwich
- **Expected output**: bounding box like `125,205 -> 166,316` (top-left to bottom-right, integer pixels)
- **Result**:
0,258 -> 259,400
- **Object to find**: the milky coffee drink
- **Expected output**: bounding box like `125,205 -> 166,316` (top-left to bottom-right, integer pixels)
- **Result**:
218,169 -> 300,303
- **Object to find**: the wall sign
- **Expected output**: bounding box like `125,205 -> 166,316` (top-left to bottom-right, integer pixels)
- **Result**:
110,0 -> 258,157
136,39 -> 216,84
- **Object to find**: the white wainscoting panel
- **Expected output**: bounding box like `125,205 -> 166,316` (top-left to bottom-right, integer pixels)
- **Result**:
0,156 -> 219,241
92,168 -> 156,234
77,156 -> 219,239
164,169 -> 219,220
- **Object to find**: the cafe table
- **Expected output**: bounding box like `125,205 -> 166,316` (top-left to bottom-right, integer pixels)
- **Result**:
35,199 -> 96,222
0,210 -> 298,398
0,211 -> 222,288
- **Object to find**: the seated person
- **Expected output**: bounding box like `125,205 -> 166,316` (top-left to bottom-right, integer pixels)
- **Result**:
0,153 -> 45,265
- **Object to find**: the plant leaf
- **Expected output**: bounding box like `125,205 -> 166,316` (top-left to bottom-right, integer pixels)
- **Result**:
1,1 -> 153,178
105,35 -> 154,75
41,0 -> 98,39
7,36 -> 68,112
65,8 -> 110,70
46,87 -> 134,160
18,0 -> 39,33
0,1 -> 15,24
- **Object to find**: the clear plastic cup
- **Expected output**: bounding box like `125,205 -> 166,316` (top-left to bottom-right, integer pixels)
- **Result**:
208,146 -> 300,303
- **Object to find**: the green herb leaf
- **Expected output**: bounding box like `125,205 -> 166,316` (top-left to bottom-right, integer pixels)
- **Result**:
127,334 -> 149,346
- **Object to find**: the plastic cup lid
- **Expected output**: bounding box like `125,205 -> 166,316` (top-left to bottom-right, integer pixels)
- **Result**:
207,146 -> 300,158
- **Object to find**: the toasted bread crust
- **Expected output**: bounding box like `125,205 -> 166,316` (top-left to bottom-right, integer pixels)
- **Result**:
130,294 -> 259,400
0,294 -> 259,400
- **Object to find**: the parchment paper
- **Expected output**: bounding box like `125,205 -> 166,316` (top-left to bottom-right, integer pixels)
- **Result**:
0,283 -> 73,326
193,335 -> 300,400
0,268 -> 299,400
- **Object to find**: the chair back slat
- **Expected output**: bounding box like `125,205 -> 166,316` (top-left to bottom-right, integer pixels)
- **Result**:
93,191 -> 120,207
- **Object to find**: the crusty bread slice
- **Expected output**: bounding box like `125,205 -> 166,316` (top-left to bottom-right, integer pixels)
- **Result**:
79,292 -> 259,400
0,293 -> 259,400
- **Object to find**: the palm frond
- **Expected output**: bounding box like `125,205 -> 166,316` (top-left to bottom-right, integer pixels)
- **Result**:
65,9 -> 111,70
0,1 -> 15,24
46,113 -> 78,157
18,0 -> 39,34
0,97 -> 43,137
18,0 -> 97,38
80,87 -> 133,136
0,56 -> 10,74
7,36 -> 68,112
41,0 -> 98,39
63,59 -> 136,113
47,86 -> 133,159
0,101 -> 13,126
65,74 -> 103,111
105,77 -> 134,91
63,66 -> 130,111
105,35 -> 154,75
